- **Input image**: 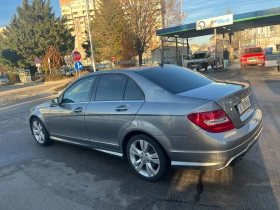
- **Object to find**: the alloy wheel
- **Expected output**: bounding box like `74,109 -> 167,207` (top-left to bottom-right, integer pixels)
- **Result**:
129,139 -> 160,177
32,120 -> 45,144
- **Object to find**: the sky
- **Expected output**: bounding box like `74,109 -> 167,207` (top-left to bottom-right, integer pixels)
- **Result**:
0,0 -> 280,45
0,0 -> 61,28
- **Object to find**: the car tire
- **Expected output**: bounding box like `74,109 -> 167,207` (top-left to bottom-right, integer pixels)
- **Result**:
31,117 -> 51,146
126,134 -> 169,181
205,63 -> 208,71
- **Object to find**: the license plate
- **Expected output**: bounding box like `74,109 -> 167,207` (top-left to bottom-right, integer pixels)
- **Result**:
248,57 -> 257,62
237,98 -> 251,115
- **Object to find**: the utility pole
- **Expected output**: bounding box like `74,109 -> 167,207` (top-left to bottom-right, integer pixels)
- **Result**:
48,58 -> 51,74
214,28 -> 217,68
85,0 -> 96,72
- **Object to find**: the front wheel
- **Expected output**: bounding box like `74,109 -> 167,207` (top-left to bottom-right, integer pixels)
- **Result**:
31,118 -> 51,146
127,135 -> 169,181
205,63 -> 208,71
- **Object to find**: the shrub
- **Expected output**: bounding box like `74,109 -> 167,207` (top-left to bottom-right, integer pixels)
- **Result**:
73,70 -> 89,79
44,73 -> 65,82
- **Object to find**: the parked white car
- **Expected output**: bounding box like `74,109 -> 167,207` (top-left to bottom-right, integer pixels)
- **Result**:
0,75 -> 9,85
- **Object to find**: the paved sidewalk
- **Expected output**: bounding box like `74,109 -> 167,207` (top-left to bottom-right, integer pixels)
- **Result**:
0,79 -> 70,105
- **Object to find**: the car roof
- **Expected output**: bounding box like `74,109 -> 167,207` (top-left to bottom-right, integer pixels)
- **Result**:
194,50 -> 210,54
79,65 -> 161,79
245,47 -> 262,49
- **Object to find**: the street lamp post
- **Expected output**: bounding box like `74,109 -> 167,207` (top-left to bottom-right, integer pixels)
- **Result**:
85,0 -> 96,72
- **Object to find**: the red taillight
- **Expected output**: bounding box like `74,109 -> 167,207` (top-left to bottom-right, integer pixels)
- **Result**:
187,109 -> 235,133
258,55 -> 265,58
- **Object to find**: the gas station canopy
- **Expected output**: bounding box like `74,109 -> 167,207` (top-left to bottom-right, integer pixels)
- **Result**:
156,7 -> 280,38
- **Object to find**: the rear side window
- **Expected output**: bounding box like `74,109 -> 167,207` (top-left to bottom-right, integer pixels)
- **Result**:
244,48 -> 262,54
124,79 -> 144,100
95,74 -> 127,101
137,66 -> 213,94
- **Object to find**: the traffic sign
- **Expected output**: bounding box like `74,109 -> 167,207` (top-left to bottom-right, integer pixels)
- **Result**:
35,58 -> 40,64
72,51 -> 81,61
111,56 -> 115,61
65,58 -> 71,63
75,61 -> 83,71
196,14 -> 233,31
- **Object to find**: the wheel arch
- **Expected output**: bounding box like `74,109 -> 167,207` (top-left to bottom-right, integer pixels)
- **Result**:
29,114 -> 48,134
121,130 -> 171,162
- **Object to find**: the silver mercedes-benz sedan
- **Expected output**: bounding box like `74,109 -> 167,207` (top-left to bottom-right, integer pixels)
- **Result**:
29,65 -> 262,181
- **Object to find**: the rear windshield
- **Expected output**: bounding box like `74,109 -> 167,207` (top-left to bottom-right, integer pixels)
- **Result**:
0,75 -> 6,79
193,53 -> 206,59
137,66 -> 213,94
244,48 -> 262,54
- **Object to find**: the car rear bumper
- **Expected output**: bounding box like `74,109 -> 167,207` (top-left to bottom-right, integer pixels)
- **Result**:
241,60 -> 265,65
187,63 -> 205,69
164,109 -> 262,170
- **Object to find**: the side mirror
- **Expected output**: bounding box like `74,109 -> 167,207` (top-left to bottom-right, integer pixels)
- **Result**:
50,97 -> 60,107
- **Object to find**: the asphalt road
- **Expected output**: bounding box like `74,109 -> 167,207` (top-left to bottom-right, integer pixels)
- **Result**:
1,66 -> 280,210
0,79 -> 70,105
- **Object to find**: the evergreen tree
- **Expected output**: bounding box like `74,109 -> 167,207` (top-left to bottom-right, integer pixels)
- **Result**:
83,0 -> 135,62
0,0 -> 74,68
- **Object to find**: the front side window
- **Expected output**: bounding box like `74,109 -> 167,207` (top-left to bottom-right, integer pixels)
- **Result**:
95,74 -> 127,101
62,77 -> 95,103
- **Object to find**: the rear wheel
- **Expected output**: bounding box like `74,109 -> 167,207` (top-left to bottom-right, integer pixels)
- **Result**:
126,135 -> 168,181
31,118 -> 51,146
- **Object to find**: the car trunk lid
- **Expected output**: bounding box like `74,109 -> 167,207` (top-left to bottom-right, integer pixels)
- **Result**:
178,81 -> 254,128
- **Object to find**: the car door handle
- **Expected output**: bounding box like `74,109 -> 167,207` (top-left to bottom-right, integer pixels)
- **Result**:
115,105 -> 129,112
73,107 -> 83,113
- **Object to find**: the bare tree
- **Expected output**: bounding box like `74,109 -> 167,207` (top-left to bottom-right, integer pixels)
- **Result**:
162,0 -> 187,28
225,8 -> 243,48
225,7 -> 234,15
199,43 -> 208,51
123,0 -> 161,65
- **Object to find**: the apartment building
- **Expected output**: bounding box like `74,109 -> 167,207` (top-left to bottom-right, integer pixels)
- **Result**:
240,25 -> 280,51
210,25 -> 280,53
60,0 -> 98,63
